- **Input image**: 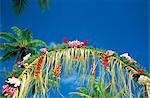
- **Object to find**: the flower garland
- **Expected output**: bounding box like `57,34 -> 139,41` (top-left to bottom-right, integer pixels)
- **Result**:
63,38 -> 88,48
35,56 -> 43,78
2,75 -> 20,97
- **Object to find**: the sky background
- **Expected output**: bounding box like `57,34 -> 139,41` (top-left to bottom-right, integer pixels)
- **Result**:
0,0 -> 149,97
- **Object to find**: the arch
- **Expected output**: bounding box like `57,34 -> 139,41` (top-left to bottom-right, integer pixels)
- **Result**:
2,43 -> 150,98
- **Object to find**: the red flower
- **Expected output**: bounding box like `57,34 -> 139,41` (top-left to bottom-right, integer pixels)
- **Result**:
83,40 -> 88,46
101,54 -> 109,69
137,69 -> 144,74
63,38 -> 68,43
53,65 -> 61,78
9,75 -> 17,78
35,57 -> 43,78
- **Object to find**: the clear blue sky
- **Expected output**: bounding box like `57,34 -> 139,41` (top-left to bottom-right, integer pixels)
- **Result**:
1,0 -> 149,97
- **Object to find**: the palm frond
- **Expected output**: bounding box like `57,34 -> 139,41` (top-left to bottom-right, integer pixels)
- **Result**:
21,29 -> 32,41
0,32 -> 16,42
11,0 -> 27,16
69,92 -> 92,98
0,43 -> 16,50
38,0 -> 49,10
11,26 -> 22,37
0,49 -> 18,61
28,39 -> 46,47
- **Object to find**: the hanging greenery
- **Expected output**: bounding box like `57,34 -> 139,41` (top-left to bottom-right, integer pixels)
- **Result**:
1,39 -> 150,98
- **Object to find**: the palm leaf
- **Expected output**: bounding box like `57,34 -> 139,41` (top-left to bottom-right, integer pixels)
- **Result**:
0,43 -> 16,50
77,87 -> 90,95
11,0 -> 27,15
21,29 -> 32,41
69,92 -> 92,98
11,26 -> 22,37
0,49 -> 18,61
28,39 -> 46,47
38,0 -> 49,10
0,32 -> 16,42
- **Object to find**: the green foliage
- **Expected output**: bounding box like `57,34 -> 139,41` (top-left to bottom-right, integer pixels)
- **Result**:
11,0 -> 49,16
0,26 -> 46,63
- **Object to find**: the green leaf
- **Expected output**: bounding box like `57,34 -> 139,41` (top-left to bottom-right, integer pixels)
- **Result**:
11,26 -> 22,37
11,0 -> 27,16
28,39 -> 46,47
77,87 -> 90,95
0,50 -> 18,61
38,0 -> 49,10
0,43 -> 15,50
21,29 -> 32,41
69,92 -> 92,98
0,32 -> 16,42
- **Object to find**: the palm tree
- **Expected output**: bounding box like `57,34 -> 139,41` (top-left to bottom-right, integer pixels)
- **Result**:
0,26 -> 46,62
11,0 -> 49,16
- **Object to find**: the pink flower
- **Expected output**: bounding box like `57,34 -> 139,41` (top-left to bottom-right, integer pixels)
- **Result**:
17,61 -> 24,65
40,48 -> 47,53
65,40 -> 88,48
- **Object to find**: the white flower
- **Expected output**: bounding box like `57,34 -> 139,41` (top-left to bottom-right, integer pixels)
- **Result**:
6,77 -> 21,87
23,53 -> 31,61
105,50 -> 115,56
120,53 -> 136,63
138,75 -> 150,85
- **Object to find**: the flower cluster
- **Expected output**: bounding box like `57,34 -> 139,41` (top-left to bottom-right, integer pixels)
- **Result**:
137,69 -> 144,74
120,53 -> 136,64
40,48 -> 47,54
138,75 -> 150,85
2,75 -> 20,97
52,65 -> 61,78
64,38 -> 88,48
101,50 -> 115,69
2,84 -> 17,97
35,56 -> 43,78
17,61 -> 24,67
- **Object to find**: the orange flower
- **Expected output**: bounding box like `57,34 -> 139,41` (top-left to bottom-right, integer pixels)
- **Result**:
137,69 -> 144,74
101,54 -> 108,69
53,65 -> 61,78
35,57 -> 43,78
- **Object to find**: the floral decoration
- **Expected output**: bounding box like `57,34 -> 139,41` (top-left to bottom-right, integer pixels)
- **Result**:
63,38 -> 88,48
35,56 -> 43,78
120,53 -> 136,64
52,65 -> 61,79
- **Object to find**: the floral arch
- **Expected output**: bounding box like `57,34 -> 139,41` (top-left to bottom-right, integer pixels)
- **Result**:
2,40 -> 150,98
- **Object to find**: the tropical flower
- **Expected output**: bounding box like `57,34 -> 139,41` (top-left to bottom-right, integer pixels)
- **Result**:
63,38 -> 88,48
23,53 -> 31,61
120,53 -> 136,63
52,65 -> 61,78
2,84 -> 17,97
35,56 -> 43,77
101,54 -> 109,69
138,75 -> 150,85
105,50 -> 115,56
40,48 -> 47,54
100,50 -> 114,69
5,77 -> 21,87
137,69 -> 144,74
17,61 -> 24,67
